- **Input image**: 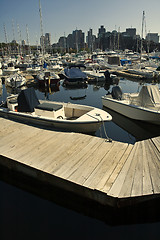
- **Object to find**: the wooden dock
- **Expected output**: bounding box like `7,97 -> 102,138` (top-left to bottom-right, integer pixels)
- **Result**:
111,69 -> 160,82
1,117 -> 160,224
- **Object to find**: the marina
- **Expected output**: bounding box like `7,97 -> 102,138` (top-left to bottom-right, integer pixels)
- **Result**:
1,69 -> 160,225
1,81 -> 160,238
1,10 -> 160,235
1,0 -> 160,238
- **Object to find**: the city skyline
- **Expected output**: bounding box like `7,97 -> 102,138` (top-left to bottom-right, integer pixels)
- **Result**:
0,0 -> 160,45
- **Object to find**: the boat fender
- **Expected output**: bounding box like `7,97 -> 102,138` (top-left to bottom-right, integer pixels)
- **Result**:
57,116 -> 63,119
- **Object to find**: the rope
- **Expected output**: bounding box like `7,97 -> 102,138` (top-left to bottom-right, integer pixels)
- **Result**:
95,113 -> 112,142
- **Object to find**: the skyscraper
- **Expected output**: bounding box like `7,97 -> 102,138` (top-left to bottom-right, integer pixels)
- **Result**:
72,29 -> 85,51
45,33 -> 51,47
146,33 -> 159,43
98,25 -> 106,38
87,28 -> 93,51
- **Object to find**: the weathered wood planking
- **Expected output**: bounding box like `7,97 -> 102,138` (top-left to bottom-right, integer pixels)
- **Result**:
1,117 -> 160,207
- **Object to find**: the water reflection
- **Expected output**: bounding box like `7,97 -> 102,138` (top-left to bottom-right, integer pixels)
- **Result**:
1,164 -> 160,228
2,179 -> 160,240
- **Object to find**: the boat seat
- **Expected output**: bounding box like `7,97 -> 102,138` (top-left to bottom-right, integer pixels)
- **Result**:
35,103 -> 63,111
35,102 -> 65,119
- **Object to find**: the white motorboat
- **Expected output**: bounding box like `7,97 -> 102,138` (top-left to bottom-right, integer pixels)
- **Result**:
5,73 -> 26,88
3,62 -> 20,75
84,69 -> 105,81
102,84 -> 160,125
26,64 -> 41,74
0,87 -> 112,133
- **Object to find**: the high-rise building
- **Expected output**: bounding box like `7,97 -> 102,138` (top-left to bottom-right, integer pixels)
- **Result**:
66,34 -> 73,49
58,36 -> 67,51
40,33 -> 51,51
146,33 -> 159,43
98,25 -> 106,38
40,35 -> 45,48
72,29 -> 85,51
126,28 -> 136,38
45,33 -> 51,46
86,28 -> 96,51
87,28 -> 93,51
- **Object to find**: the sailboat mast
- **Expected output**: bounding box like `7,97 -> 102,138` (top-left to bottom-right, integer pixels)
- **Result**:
39,0 -> 45,56
17,23 -> 22,56
3,23 -> 10,56
26,24 -> 31,56
140,11 -> 145,61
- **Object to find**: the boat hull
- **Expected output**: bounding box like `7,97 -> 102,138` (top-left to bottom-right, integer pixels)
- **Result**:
102,96 -> 160,125
0,104 -> 111,133
37,78 -> 60,87
6,80 -> 26,88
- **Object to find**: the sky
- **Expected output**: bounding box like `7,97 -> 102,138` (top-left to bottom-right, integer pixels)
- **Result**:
0,0 -> 160,45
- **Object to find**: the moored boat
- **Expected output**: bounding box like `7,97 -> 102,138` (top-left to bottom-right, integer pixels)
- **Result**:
62,67 -> 88,86
102,84 -> 160,125
0,87 -> 112,133
5,73 -> 26,88
36,71 -> 60,87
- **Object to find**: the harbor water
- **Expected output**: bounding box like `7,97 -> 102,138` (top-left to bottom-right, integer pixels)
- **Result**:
1,78 -> 160,239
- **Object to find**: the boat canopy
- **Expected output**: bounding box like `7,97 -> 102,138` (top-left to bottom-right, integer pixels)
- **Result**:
17,87 -> 40,112
64,68 -> 87,79
137,85 -> 160,108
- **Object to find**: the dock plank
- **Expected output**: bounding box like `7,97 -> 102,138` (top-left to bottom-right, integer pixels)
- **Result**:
54,137 -> 104,179
0,129 -> 42,158
145,139 -> 160,193
130,141 -> 143,197
83,141 -> 129,189
45,133 -> 89,172
141,140 -> 153,195
95,142 -> 130,191
151,137 -> 160,151
100,144 -> 133,193
108,143 -> 138,197
66,139 -> 109,184
38,132 -> 82,171
118,142 -> 142,197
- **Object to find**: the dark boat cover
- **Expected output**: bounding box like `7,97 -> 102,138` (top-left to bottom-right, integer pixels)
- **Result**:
64,68 -> 87,79
17,87 -> 40,112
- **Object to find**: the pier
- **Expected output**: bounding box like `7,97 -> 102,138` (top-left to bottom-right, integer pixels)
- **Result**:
1,117 -> 160,224
111,69 -> 160,82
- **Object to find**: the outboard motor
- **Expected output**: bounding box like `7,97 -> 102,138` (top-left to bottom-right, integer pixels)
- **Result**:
104,70 -> 111,80
111,86 -> 122,100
